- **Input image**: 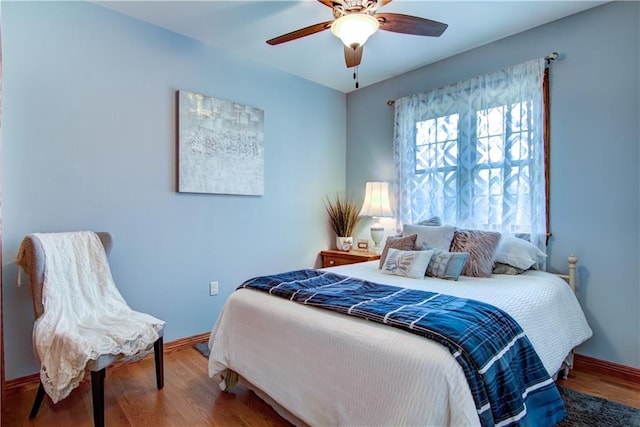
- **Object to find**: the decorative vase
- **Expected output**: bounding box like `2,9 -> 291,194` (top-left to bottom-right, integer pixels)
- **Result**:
336,236 -> 353,252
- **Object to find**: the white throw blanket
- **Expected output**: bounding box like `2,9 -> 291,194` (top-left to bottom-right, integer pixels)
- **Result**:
17,231 -> 164,403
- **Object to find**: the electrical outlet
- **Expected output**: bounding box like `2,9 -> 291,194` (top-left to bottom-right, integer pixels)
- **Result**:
209,281 -> 219,296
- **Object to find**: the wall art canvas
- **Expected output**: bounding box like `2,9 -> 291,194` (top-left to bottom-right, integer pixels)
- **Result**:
177,90 -> 264,195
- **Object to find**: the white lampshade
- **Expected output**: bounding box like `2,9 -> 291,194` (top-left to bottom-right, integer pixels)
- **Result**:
359,182 -> 393,218
331,13 -> 379,49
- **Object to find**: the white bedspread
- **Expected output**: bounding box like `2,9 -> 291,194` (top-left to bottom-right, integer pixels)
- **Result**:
19,231 -> 164,403
208,261 -> 592,426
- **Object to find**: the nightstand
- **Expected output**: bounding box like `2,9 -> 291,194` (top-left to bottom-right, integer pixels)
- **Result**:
320,249 -> 381,268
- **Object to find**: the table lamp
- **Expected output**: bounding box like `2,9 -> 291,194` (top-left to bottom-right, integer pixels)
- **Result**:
358,182 -> 394,252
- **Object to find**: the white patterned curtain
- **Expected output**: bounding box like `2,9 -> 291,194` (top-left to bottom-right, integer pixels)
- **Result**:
393,58 -> 547,253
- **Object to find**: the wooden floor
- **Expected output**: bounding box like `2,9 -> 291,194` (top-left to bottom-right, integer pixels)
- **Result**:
2,345 -> 638,426
557,368 -> 640,409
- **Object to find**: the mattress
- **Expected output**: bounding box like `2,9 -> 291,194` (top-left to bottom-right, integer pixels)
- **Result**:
208,261 -> 592,426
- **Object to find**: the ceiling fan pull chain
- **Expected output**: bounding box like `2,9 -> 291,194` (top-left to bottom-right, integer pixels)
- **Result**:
354,66 -> 359,89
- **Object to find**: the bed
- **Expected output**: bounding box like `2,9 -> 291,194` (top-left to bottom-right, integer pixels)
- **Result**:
207,251 -> 592,426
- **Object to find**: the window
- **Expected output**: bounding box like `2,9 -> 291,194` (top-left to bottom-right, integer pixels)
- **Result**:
393,59 -> 548,251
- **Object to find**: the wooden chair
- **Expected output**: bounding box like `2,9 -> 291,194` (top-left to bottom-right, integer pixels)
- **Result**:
17,232 -> 164,427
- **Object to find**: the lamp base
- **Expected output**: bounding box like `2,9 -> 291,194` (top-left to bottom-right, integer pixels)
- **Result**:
370,225 -> 385,253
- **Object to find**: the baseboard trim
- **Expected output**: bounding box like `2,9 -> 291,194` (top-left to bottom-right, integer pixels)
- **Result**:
163,331 -> 210,353
4,373 -> 39,392
574,353 -> 640,383
4,332 -> 211,392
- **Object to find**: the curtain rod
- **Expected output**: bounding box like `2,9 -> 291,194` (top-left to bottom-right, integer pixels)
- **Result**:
545,52 -> 559,63
387,52 -> 559,106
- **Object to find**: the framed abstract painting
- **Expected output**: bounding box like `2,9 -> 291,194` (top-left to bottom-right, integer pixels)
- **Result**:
177,90 -> 264,196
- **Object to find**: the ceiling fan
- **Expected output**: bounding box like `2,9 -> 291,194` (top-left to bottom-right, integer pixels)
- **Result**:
266,0 -> 448,70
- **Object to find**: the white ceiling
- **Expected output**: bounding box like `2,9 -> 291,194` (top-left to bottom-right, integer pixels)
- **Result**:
93,0 -> 607,93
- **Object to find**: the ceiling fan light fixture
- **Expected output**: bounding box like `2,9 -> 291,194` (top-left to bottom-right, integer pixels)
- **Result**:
331,13 -> 379,49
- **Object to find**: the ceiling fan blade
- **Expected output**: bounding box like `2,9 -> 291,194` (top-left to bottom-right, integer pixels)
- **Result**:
317,0 -> 335,8
344,45 -> 363,68
378,0 -> 393,8
377,13 -> 447,37
266,20 -> 333,45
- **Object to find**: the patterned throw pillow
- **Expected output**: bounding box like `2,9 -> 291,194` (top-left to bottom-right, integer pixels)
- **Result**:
492,262 -> 526,275
450,230 -> 501,278
378,234 -> 418,269
381,248 -> 434,279
402,224 -> 456,251
423,243 -> 470,281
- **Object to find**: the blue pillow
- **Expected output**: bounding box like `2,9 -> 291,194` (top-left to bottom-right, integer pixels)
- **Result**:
423,243 -> 469,281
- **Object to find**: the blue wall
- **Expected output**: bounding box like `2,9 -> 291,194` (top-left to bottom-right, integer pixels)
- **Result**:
346,2 -> 639,368
2,2 -> 346,379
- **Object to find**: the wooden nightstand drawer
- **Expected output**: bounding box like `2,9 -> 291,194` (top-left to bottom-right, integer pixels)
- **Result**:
320,250 -> 380,268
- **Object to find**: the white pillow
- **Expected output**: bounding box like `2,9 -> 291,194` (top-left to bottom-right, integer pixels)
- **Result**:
381,248 -> 434,279
493,235 -> 547,270
402,224 -> 456,251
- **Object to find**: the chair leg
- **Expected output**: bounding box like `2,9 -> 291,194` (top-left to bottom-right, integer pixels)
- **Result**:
154,337 -> 164,390
91,369 -> 106,427
29,382 -> 46,419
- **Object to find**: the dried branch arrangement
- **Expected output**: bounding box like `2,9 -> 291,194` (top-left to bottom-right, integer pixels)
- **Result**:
324,192 -> 361,237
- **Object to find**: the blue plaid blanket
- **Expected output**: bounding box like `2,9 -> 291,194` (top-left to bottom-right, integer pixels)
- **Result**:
239,269 -> 567,427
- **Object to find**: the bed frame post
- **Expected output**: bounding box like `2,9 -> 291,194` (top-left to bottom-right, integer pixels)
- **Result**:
568,255 -> 577,292
557,255 -> 578,292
